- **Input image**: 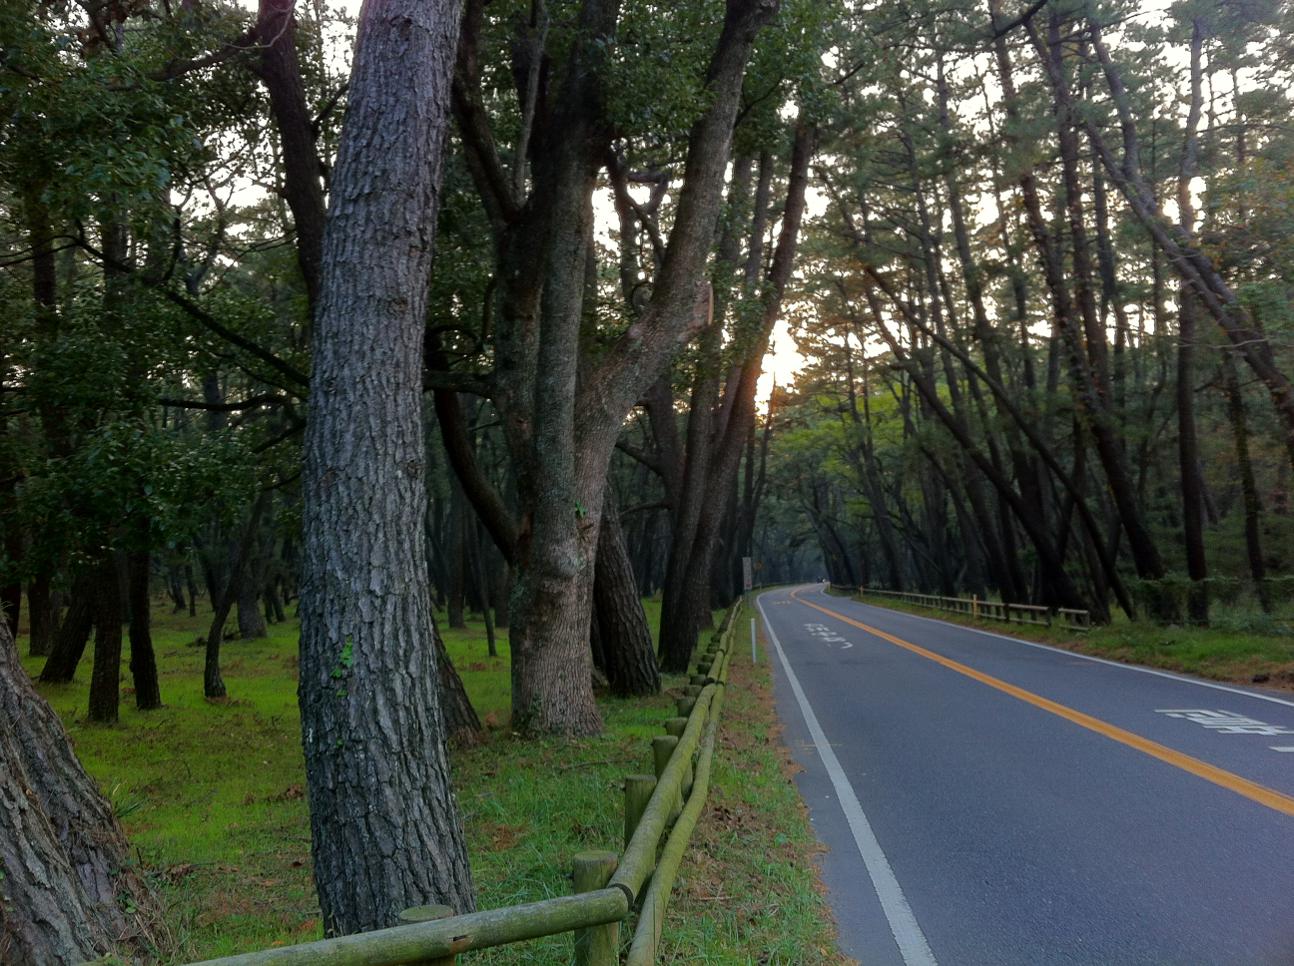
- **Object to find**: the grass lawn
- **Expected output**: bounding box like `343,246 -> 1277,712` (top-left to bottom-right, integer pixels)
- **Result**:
17,598 -> 844,964
840,590 -> 1294,690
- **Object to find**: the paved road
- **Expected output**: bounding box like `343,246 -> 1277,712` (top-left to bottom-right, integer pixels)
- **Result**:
758,584 -> 1294,966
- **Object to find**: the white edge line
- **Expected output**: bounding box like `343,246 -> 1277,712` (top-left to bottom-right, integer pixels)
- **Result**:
815,587 -> 1294,712
757,591 -> 938,966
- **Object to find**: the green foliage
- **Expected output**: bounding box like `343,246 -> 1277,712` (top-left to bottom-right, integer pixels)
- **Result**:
16,600 -> 839,963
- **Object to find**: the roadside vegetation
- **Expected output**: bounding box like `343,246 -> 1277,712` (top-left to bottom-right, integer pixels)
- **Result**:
843,590 -> 1294,691
17,600 -> 842,964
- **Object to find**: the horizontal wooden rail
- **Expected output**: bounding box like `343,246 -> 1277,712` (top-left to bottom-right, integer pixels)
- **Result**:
852,587 -> 1091,631
187,599 -> 744,966
626,629 -> 731,964
193,889 -> 629,965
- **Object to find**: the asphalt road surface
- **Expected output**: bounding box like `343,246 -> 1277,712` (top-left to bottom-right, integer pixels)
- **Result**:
758,584 -> 1294,966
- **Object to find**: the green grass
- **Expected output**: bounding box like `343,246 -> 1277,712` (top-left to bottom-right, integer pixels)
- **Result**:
17,598 -> 844,964
843,590 -> 1294,689
655,608 -> 846,964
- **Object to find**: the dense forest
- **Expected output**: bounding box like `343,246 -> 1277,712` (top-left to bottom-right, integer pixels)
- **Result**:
756,0 -> 1294,630
1,0 -> 1292,960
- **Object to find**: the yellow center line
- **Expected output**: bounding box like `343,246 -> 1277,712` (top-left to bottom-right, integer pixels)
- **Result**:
791,589 -> 1294,819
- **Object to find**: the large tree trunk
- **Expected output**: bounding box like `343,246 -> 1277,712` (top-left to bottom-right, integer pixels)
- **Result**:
127,548 -> 162,710
433,614 -> 482,744
298,0 -> 473,935
594,498 -> 660,696
184,560 -> 198,616
446,482 -> 468,629
39,572 -> 94,683
1,542 -> 19,638
0,620 -> 159,964
87,554 -> 123,724
254,0 -> 326,307
655,155 -> 753,671
204,492 -> 269,699
458,0 -> 776,734
236,567 -> 268,639
27,572 -> 55,657
509,502 -> 604,734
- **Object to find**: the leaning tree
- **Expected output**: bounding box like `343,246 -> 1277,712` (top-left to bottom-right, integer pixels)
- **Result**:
0,623 -> 160,964
296,0 -> 475,937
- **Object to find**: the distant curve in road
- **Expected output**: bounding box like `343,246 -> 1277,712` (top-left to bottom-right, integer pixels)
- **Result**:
759,584 -> 1294,966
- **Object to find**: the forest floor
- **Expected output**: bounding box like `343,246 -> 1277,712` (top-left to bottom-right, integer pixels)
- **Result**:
842,591 -> 1294,691
17,599 -> 843,965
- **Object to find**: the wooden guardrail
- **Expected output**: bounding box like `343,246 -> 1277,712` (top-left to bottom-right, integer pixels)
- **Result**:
187,601 -> 743,966
841,586 -> 1091,631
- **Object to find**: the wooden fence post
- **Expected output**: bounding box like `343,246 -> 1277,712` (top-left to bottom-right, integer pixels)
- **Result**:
572,851 -> 620,966
398,904 -> 457,965
652,734 -> 682,821
652,735 -> 678,778
624,774 -> 656,848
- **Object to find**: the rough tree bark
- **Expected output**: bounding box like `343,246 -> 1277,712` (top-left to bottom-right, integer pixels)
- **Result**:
593,497 -> 660,696
204,490 -> 269,699
27,573 -> 55,657
39,571 -> 94,682
253,0 -> 326,306
452,0 -> 778,734
434,613 -> 483,744
298,0 -> 474,935
0,621 -> 159,964
127,547 -> 163,710
86,553 -> 123,724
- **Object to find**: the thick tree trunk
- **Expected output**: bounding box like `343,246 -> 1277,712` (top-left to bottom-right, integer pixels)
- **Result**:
446,483 -> 467,629
204,492 -> 269,699
127,548 -> 162,710
655,155 -> 752,669
255,0 -> 326,307
467,519 -> 498,657
594,499 -> 659,696
167,566 -> 187,613
1,568 -> 18,640
433,615 -> 482,745
236,567 -> 268,639
509,507 -> 604,734
87,554 -> 123,724
298,0 -> 473,935
27,572 -> 55,657
462,0 -> 775,734
184,561 -> 198,616
40,572 -> 94,683
0,622 -> 160,964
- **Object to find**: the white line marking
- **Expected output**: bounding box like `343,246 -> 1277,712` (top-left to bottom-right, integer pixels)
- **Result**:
815,587 -> 1294,711
1155,709 -> 1294,736
1272,746 -> 1294,753
758,592 -> 937,966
